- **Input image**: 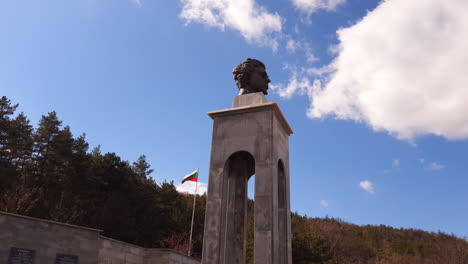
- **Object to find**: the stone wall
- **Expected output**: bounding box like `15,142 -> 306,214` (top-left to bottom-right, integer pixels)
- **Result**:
0,211 -> 200,264
98,238 -> 199,264
0,211 -> 101,263
99,236 -> 146,264
146,249 -> 200,264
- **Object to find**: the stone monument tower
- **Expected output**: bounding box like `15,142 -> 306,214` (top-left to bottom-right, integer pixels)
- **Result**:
201,59 -> 293,264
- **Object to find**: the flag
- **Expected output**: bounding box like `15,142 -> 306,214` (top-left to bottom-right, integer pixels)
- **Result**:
181,169 -> 199,184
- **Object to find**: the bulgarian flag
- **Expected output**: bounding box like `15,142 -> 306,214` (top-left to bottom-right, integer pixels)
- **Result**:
181,169 -> 199,184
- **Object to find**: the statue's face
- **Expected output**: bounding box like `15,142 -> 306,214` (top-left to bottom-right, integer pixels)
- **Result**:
249,66 -> 271,95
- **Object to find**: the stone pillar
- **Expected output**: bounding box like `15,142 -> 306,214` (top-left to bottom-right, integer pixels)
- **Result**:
201,93 -> 293,264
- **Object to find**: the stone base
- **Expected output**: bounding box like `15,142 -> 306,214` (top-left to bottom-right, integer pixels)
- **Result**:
232,92 -> 267,108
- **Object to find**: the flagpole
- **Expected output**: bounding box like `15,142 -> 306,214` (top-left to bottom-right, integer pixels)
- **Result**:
188,171 -> 198,256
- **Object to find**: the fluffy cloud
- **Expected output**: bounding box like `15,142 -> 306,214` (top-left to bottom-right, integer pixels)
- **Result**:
359,180 -> 374,194
180,0 -> 282,50
292,0 -> 346,16
176,181 -> 208,195
133,0 -> 142,6
275,0 -> 468,141
392,159 -> 400,167
424,162 -> 445,171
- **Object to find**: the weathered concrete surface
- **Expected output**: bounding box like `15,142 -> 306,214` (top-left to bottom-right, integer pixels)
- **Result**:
99,239 -> 199,264
0,211 -> 101,263
232,92 -> 267,108
146,249 -> 200,264
0,211 -> 200,264
99,236 -> 146,264
202,94 -> 293,264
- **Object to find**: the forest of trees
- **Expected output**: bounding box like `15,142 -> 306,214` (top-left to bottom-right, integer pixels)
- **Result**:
1,96 -> 468,263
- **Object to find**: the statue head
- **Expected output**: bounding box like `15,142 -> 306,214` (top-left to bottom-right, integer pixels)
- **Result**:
233,58 -> 271,95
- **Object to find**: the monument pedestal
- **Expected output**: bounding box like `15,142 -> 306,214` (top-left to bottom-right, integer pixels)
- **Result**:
202,93 -> 293,264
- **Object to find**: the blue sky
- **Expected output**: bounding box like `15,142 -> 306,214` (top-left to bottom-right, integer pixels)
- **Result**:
2,0 -> 468,238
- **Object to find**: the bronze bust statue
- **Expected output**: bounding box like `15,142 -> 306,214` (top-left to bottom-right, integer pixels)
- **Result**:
233,58 -> 271,95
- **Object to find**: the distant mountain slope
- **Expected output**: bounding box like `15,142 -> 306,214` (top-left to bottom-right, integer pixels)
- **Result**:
290,213 -> 468,264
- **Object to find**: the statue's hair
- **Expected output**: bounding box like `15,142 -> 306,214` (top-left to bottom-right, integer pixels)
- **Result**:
232,58 -> 266,90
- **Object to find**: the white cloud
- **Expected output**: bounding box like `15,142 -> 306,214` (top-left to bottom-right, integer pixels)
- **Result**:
284,40 -> 319,63
305,45 -> 319,63
320,200 -> 329,208
359,180 -> 374,194
176,181 -> 208,195
424,162 -> 445,171
392,159 -> 400,167
270,65 -> 321,98
286,39 -> 299,53
270,74 -> 314,99
275,0 -> 468,141
292,0 -> 346,16
133,0 -> 142,6
179,0 -> 282,50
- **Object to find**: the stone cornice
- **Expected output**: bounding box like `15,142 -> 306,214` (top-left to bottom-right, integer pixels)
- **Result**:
208,102 -> 293,135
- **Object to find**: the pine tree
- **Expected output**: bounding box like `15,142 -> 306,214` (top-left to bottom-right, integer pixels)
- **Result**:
33,111 -> 62,178
0,96 -> 20,192
8,113 -> 34,169
132,154 -> 154,179
0,97 -> 39,214
0,96 -> 19,158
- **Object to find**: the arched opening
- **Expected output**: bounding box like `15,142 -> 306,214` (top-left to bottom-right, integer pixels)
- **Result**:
278,159 -> 288,263
221,151 -> 255,264
246,174 -> 255,264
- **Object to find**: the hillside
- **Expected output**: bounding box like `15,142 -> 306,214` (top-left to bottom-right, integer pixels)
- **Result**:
290,214 -> 468,263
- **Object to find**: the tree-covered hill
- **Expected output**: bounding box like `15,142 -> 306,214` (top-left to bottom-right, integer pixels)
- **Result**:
290,214 -> 468,263
1,96 -> 467,263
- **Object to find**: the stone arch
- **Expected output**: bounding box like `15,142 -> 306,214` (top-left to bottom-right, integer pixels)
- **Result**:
277,159 -> 288,263
220,151 -> 255,264
225,151 -> 255,179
